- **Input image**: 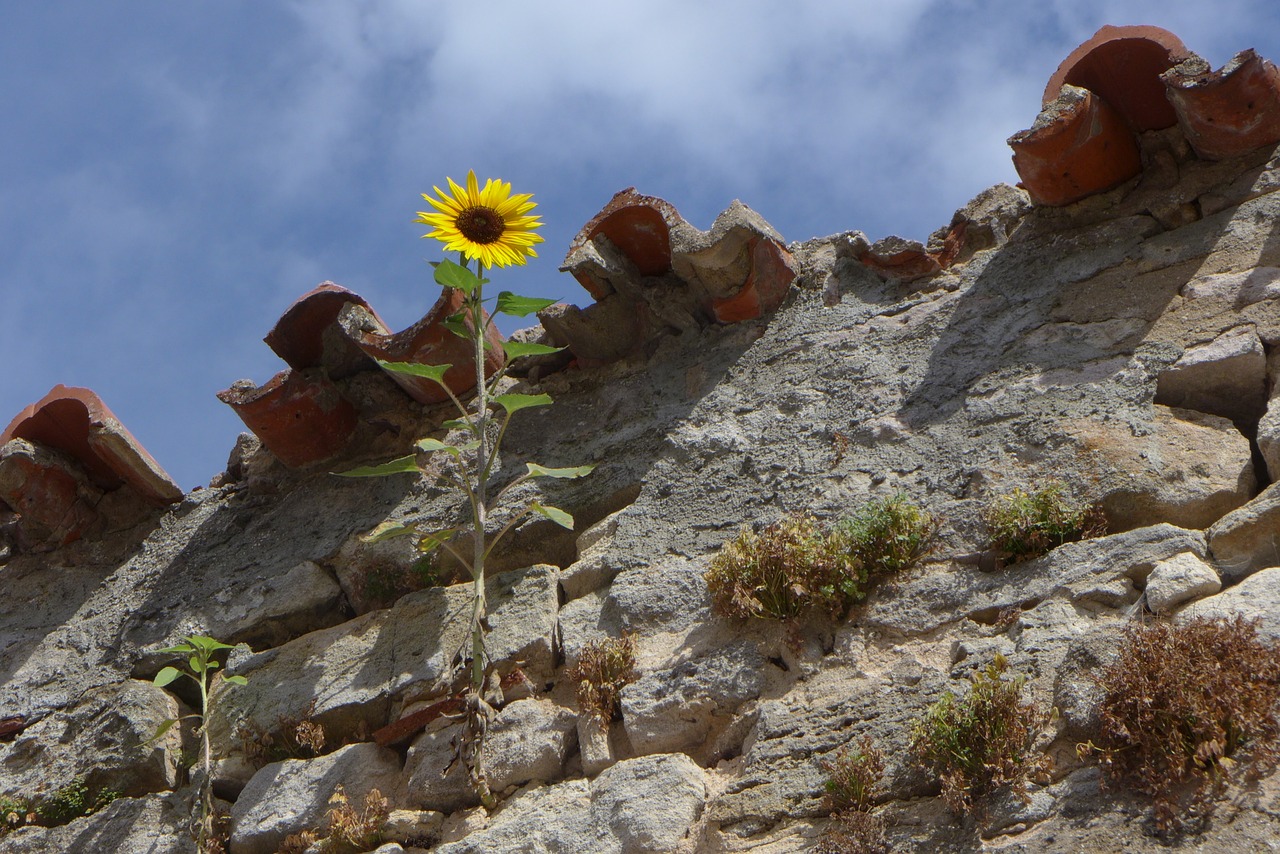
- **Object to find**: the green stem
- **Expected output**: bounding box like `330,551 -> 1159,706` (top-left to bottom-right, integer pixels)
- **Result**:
468,255 -> 488,695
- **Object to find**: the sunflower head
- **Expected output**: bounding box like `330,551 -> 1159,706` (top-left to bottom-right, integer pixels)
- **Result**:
416,170 -> 544,269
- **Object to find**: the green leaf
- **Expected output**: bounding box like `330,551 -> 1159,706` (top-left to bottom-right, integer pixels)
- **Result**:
441,418 -> 472,431
530,501 -> 575,530
493,393 -> 553,415
143,717 -> 180,746
376,360 -> 452,385
335,456 -> 420,477
362,521 -> 419,544
188,636 -> 235,653
153,667 -> 182,688
435,257 -> 482,294
156,643 -> 195,655
525,463 -> 596,480
416,528 -> 458,555
496,291 -> 558,317
223,675 -> 249,687
502,340 -> 565,359
442,312 -> 471,340
415,437 -> 462,457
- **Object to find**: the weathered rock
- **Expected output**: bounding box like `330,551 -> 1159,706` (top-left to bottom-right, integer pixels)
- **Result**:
1178,567 -> 1280,641
230,742 -> 403,854
205,560 -> 346,650
0,792 -> 197,853
863,524 -> 1206,636
621,638 -> 768,757
208,565 -> 559,750
1085,405 -> 1255,531
590,753 -> 707,853
382,808 -> 444,847
558,588 -> 616,664
0,679 -> 180,801
433,780 -> 598,854
603,557 -> 712,637
560,508 -> 627,600
1208,482 -> 1280,581
405,697 -> 576,813
1154,325 -> 1268,426
432,754 -> 706,854
1261,395 -> 1280,484
1144,551 -> 1222,614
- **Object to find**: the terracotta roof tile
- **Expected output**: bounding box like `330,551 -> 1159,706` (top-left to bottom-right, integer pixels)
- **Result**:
1009,85 -> 1142,207
0,385 -> 182,506
1043,24 -> 1194,132
1163,50 -> 1280,161
217,370 -> 359,469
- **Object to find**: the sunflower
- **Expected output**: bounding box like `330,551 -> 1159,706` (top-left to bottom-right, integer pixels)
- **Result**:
415,170 -> 544,269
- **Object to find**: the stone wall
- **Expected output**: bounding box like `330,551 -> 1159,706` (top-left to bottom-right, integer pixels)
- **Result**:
4,24 -> 1280,854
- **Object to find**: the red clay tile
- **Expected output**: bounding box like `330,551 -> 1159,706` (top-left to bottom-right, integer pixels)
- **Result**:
0,438 -> 103,550
338,287 -> 505,406
563,188 -> 683,298
1009,85 -> 1143,207
1044,25 -> 1194,132
217,370 -> 359,468
1163,50 -> 1280,161
709,237 -> 797,323
264,282 -> 387,378
0,385 -> 182,506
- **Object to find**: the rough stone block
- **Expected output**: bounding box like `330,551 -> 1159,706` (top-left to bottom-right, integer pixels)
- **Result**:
1145,551 -> 1222,614
230,742 -> 403,854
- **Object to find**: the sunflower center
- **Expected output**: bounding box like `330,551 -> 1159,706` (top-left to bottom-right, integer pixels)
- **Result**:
455,206 -> 506,244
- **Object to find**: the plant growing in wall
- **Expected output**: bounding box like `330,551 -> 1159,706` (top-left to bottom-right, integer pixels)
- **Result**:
340,172 -> 592,806
910,653 -> 1048,817
1079,617 -> 1280,835
151,635 -> 247,853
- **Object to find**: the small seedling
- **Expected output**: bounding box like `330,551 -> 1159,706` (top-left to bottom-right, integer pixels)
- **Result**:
568,634 -> 639,729
910,654 -> 1048,816
1080,616 -> 1280,835
152,635 -> 247,853
983,481 -> 1106,564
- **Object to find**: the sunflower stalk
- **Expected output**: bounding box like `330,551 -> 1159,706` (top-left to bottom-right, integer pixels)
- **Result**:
337,172 -> 593,810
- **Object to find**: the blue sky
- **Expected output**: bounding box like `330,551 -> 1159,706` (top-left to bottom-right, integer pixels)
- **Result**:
4,2 -> 1280,490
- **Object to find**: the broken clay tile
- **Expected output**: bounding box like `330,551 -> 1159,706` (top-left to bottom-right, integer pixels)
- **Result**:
217,370 -> 358,468
1163,50 -> 1280,161
264,282 -> 387,378
0,438 -> 104,550
0,385 -> 182,506
337,288 -> 505,406
710,237 -> 797,323
856,236 -> 943,283
1009,85 -> 1143,207
1044,24 -> 1194,132
562,188 -> 684,298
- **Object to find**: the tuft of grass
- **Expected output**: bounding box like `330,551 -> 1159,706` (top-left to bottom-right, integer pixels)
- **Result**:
910,654 -> 1049,816
835,494 -> 939,577
568,634 -> 639,730
983,481 -> 1106,564
706,515 -> 866,621
1080,617 -> 1280,835
815,735 -> 889,854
